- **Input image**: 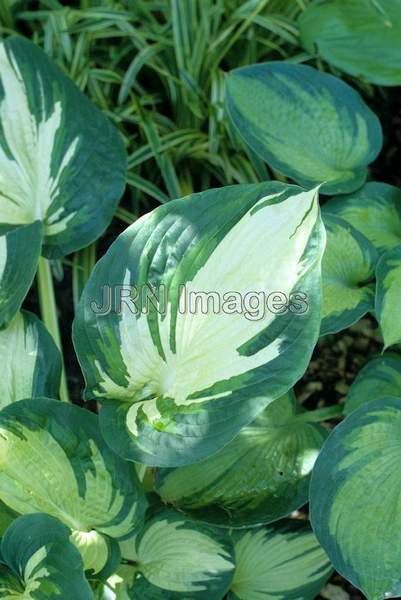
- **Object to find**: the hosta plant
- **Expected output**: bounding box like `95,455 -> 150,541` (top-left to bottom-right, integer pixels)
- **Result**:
0,5 -> 400,599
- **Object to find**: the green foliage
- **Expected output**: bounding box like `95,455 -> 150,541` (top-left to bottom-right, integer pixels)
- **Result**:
0,513 -> 93,599
0,36 -> 126,328
0,2 -> 401,599
0,398 -> 147,575
324,182 -> 401,254
320,212 -> 377,335
310,397 -> 401,600
0,221 -> 42,328
0,310 -> 61,407
228,520 -> 332,599
226,61 -> 382,194
134,509 -> 235,597
73,182 -> 324,466
299,0 -> 401,86
1,0 -> 307,204
375,245 -> 401,348
345,352 -> 401,415
155,391 -> 327,527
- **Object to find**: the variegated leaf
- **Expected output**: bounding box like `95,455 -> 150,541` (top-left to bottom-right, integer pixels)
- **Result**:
321,213 -> 377,335
345,352 -> 401,415
310,397 -> 401,600
226,62 -> 382,194
134,509 -> 235,598
155,391 -> 326,528
324,182 -> 401,255
0,36 -> 126,258
0,310 -> 61,407
0,398 -> 147,574
299,0 -> 401,86
375,244 -> 401,348
73,182 -> 325,466
0,221 -> 42,328
0,36 -> 126,327
0,513 -> 92,599
228,520 -> 332,600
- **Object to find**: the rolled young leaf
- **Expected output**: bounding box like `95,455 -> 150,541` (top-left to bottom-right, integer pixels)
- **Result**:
0,310 -> 61,407
226,62 -> 382,195
375,244 -> 401,348
0,398 -> 147,574
320,213 -> 377,335
345,352 -> 401,415
71,529 -> 121,579
323,182 -> 401,254
155,391 -> 326,528
228,520 -> 332,600
134,509 -> 235,597
0,513 -> 92,599
299,0 -> 401,86
73,182 -> 325,466
310,397 -> 401,600
0,221 -> 42,328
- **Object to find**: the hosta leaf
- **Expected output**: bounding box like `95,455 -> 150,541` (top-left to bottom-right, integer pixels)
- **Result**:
73,182 -> 325,467
345,353 -> 401,415
0,36 -> 126,258
320,213 -> 377,335
0,398 -> 147,574
375,245 -> 401,348
0,513 -> 92,599
0,221 -> 42,328
228,520 -> 332,600
299,0 -> 401,86
324,182 -> 401,254
0,310 -> 61,407
226,62 -> 382,195
310,397 -> 401,600
155,392 -> 326,528
134,509 -> 235,597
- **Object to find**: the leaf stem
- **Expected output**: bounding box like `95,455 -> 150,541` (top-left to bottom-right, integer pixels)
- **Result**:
72,243 -> 97,311
37,257 -> 70,402
298,404 -> 344,423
